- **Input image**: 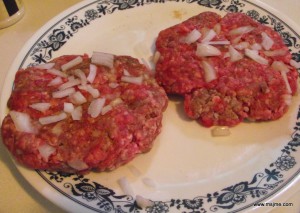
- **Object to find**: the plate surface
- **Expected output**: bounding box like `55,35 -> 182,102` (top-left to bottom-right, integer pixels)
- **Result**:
1,0 -> 300,212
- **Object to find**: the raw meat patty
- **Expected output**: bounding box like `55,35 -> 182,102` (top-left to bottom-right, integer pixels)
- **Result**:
155,12 -> 298,127
1,53 -> 168,173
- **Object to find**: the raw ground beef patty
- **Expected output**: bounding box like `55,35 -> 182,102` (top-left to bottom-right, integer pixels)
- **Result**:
1,53 -> 168,173
155,12 -> 298,127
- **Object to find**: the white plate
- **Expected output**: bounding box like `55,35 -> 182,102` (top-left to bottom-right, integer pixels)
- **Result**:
1,0 -> 300,212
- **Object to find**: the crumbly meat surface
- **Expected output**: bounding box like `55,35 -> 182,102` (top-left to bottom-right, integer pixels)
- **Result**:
155,12 -> 298,127
1,54 -> 168,173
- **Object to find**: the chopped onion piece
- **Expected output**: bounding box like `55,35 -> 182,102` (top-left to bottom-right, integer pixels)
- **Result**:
234,42 -> 250,50
136,195 -> 154,209
109,82 -> 119,88
91,51 -> 114,69
203,40 -> 230,45
39,112 -> 67,125
282,94 -> 292,106
74,69 -> 87,85
69,91 -> 87,105
52,87 -> 75,98
88,98 -> 106,118
121,76 -> 143,85
182,29 -> 201,44
38,144 -> 56,161
35,63 -> 55,70
61,56 -> 83,71
142,177 -> 157,188
202,61 -> 217,82
228,26 -> 255,36
290,59 -> 300,69
9,111 -> 36,133
201,29 -> 217,42
211,126 -> 231,137
58,78 -> 81,90
87,64 -> 97,83
229,45 -> 243,62
264,49 -> 287,57
280,70 -> 292,94
64,102 -> 74,113
223,52 -> 230,59
118,177 -> 135,196
141,58 -> 152,71
71,106 -> 82,120
231,35 -> 242,44
251,43 -> 262,51
68,159 -> 88,171
245,49 -> 269,65
261,32 -> 274,50
101,105 -> 113,115
196,43 -> 221,57
86,85 -> 100,98
47,68 -> 67,78
48,76 -> 63,86
29,103 -> 51,112
123,69 -> 131,76
110,98 -> 123,106
271,61 -> 290,73
152,51 -> 161,65
213,23 -> 221,34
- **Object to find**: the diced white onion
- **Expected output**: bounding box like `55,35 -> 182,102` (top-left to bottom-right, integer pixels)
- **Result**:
38,144 -> 56,161
229,45 -> 243,62
223,52 -> 230,59
211,126 -> 231,137
202,61 -> 217,82
61,56 -> 83,71
91,51 -> 114,69
118,177 -> 135,197
29,103 -> 51,112
136,195 -> 154,209
123,69 -> 131,76
142,177 -> 157,188
69,91 -> 87,105
261,32 -> 274,50
63,102 -> 75,113
290,59 -> 300,69
34,63 -> 55,70
9,111 -> 36,134
68,159 -> 89,171
121,76 -> 143,85
196,43 -> 221,57
251,43 -> 262,50
231,35 -> 242,44
203,40 -> 230,45
201,29 -> 217,43
271,61 -> 290,73
141,58 -> 152,71
264,49 -> 287,57
282,94 -> 292,106
39,112 -> 67,125
71,106 -> 82,120
110,98 -> 123,106
182,29 -> 202,44
228,26 -> 255,36
280,70 -> 292,94
234,42 -> 250,50
109,82 -> 119,88
213,23 -> 221,34
152,51 -> 161,65
74,69 -> 87,85
101,105 -> 113,115
245,48 -> 269,65
47,68 -> 67,78
88,98 -> 106,118
86,85 -> 100,98
58,78 -> 81,91
48,76 -> 63,86
52,87 -> 76,98
87,64 -> 97,83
